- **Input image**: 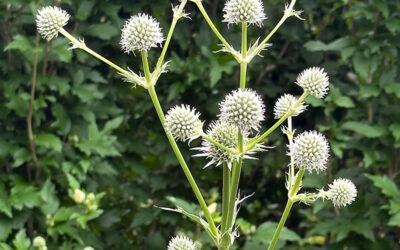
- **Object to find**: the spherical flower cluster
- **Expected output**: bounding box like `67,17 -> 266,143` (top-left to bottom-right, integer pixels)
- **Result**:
219,88 -> 265,133
165,105 -> 203,142
73,189 -> 86,203
327,178 -> 357,207
223,0 -> 266,26
168,235 -> 197,250
120,13 -> 164,53
296,67 -> 330,98
289,131 -> 329,173
33,236 -> 46,248
83,247 -> 95,250
36,6 -> 70,41
195,121 -> 239,168
273,94 -> 307,119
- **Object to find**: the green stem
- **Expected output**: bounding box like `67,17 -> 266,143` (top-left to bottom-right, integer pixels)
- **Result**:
246,92 -> 308,151
268,168 -> 304,250
202,133 -> 238,155
287,117 -> 294,190
221,163 -> 231,233
247,0 -> 297,62
141,52 -> 218,239
193,0 -> 240,62
240,22 -> 248,89
141,51 -> 152,84
226,157 -> 242,230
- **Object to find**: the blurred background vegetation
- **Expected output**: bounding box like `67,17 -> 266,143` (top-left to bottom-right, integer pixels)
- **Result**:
1,0 -> 400,249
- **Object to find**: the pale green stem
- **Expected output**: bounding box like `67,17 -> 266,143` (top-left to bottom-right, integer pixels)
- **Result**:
221,163 -> 231,233
246,92 -> 308,151
193,0 -> 240,62
141,52 -> 219,239
59,28 -> 142,84
226,157 -> 242,230
202,133 -> 238,155
287,117 -> 294,189
247,0 -> 297,62
268,168 -> 305,250
240,22 -> 248,89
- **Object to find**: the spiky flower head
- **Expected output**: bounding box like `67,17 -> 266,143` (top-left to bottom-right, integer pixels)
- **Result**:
296,67 -> 329,98
327,178 -> 357,207
36,6 -> 70,41
223,0 -> 266,26
219,88 -> 265,133
168,235 -> 197,250
33,236 -> 46,247
274,94 -> 307,119
121,13 -> 164,53
289,131 -> 329,173
165,105 -> 203,142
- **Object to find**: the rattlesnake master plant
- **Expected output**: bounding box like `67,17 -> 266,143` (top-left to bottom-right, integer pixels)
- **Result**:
36,1 -> 357,249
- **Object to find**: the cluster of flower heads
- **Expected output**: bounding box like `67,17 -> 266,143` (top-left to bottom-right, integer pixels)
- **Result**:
36,6 -> 70,41
33,236 -> 47,250
223,0 -> 266,26
168,235 -> 197,250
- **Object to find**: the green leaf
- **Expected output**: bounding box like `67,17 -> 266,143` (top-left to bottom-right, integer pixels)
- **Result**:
0,217 -> 12,241
304,37 -> 351,52
384,83 -> 400,98
365,174 -> 400,198
40,179 -> 60,214
35,133 -> 62,152
12,148 -> 31,168
51,38 -> 73,62
8,181 -> 40,210
12,229 -> 30,250
85,23 -> 119,40
388,212 -> 400,227
253,222 -> 300,248
4,35 -> 32,52
341,121 -> 386,138
389,123 -> 400,142
359,84 -> 380,99
352,52 -> 370,79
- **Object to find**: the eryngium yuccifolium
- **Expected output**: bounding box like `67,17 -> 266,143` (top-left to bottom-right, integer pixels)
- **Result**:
168,235 -> 197,250
219,88 -> 265,133
33,236 -> 46,247
36,6 -> 70,41
296,67 -> 330,98
274,94 -> 307,119
195,121 -> 238,168
289,131 -> 330,173
165,105 -> 203,142
327,178 -> 357,207
120,13 -> 164,53
223,0 -> 266,26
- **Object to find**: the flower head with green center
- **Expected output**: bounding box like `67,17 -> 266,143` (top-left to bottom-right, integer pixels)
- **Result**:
223,0 -> 266,26
121,13 -> 164,53
219,88 -> 265,133
36,6 -> 70,41
274,94 -> 307,119
296,67 -> 330,98
165,105 -> 203,142
327,178 -> 357,207
289,131 -> 329,173
168,235 -> 197,250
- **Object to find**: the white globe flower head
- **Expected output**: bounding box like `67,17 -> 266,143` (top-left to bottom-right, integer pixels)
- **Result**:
165,105 -> 203,142
73,189 -> 86,203
223,0 -> 266,27
327,178 -> 357,207
296,67 -> 330,98
274,94 -> 307,119
168,235 -> 197,250
219,88 -> 265,133
33,236 -> 46,247
289,131 -> 330,173
121,13 -> 164,53
36,6 -> 70,41
83,247 -> 95,250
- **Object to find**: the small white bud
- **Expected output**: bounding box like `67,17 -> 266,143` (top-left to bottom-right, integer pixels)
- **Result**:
168,235 -> 197,250
165,105 -> 203,142
296,67 -> 330,98
274,94 -> 307,119
73,189 -> 86,203
289,131 -> 330,173
120,13 -> 164,53
33,236 -> 46,247
327,178 -> 357,207
36,6 -> 70,41
219,88 -> 265,133
223,0 -> 266,26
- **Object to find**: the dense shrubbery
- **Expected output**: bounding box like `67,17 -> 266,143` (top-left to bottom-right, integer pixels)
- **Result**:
0,0 -> 399,249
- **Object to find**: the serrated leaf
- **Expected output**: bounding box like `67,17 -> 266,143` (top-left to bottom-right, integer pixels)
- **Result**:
35,133 -> 62,152
341,121 -> 386,138
12,229 -> 30,250
384,83 -> 400,98
365,174 -> 400,198
4,35 -> 32,52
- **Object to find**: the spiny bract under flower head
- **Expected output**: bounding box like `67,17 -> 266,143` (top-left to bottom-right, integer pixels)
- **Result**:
223,0 -> 266,26
274,94 -> 307,119
219,88 -> 265,133
328,178 -> 357,207
168,235 -> 197,250
165,105 -> 203,142
121,13 -> 164,53
289,131 -> 329,173
296,67 -> 330,98
36,6 -> 70,41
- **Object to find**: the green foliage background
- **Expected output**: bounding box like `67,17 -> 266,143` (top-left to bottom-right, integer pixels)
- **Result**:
1,0 -> 400,249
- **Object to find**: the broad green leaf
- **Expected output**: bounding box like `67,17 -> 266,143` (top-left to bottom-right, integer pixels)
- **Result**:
4,35 -> 32,52
85,23 -> 119,40
0,217 -> 12,241
304,37 -> 351,52
40,179 -> 60,214
8,181 -> 40,210
35,133 -> 62,152
384,83 -> 400,98
12,148 -> 31,168
12,229 -> 30,250
352,52 -> 370,79
388,212 -> 400,227
341,121 -> 386,138
389,123 -> 400,142
366,174 -> 400,198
